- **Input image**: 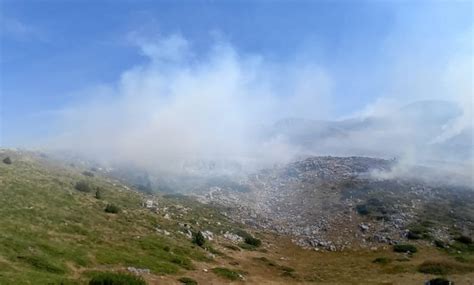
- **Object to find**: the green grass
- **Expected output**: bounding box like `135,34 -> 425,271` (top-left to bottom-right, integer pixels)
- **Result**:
418,260 -> 474,275
393,244 -> 418,253
89,272 -> 146,285
211,267 -> 243,281
372,257 -> 392,265
0,151 -> 243,283
253,256 -> 276,267
178,276 -> 198,285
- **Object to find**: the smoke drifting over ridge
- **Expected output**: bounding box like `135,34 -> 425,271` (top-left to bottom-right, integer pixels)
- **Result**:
49,35 -> 332,171
46,33 -> 473,178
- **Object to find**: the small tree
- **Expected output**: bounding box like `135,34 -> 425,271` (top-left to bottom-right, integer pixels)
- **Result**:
193,231 -> 205,247
95,189 -> 102,199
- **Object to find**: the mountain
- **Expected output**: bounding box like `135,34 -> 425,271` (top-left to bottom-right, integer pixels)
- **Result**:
1,150 -> 473,284
265,100 -> 473,162
197,156 -> 474,252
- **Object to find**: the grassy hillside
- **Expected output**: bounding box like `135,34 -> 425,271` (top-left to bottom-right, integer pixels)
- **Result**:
0,151 -> 243,283
0,150 -> 473,284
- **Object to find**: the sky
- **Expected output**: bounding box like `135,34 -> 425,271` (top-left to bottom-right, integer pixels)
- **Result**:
0,1 -> 473,171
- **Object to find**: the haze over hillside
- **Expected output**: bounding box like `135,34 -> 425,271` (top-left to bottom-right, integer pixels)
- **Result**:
1,1 -> 473,284
2,2 -> 473,181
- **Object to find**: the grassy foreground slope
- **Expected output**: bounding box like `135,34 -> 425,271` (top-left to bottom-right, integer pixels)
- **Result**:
0,150 -> 473,284
0,150 -> 236,283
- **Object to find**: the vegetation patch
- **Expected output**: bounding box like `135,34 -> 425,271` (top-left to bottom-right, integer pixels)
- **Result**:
426,278 -> 453,285
192,231 -> 205,247
178,277 -> 198,285
222,244 -> 240,251
95,189 -> 102,199
104,204 -> 120,214
17,254 -> 66,274
253,256 -> 276,267
212,267 -> 243,281
418,260 -> 473,275
393,244 -> 417,253
372,257 -> 391,265
455,235 -> 472,245
279,265 -> 297,279
75,181 -> 92,193
82,171 -> 95,177
89,272 -> 146,285
244,236 -> 262,247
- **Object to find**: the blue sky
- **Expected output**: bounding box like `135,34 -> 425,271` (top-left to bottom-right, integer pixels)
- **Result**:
1,0 -> 472,146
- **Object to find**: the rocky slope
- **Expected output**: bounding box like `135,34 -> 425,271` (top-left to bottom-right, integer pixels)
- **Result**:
197,156 -> 474,251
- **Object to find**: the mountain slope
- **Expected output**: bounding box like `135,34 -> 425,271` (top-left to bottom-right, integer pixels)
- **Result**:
1,150 -> 473,284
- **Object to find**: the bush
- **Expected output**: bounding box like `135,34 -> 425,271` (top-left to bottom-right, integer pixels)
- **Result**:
455,235 -> 472,244
75,181 -> 92,193
407,231 -> 422,240
211,267 -> 242,281
244,236 -> 262,247
372,257 -> 391,265
178,277 -> 198,285
82,171 -> 95,177
426,278 -> 452,285
223,244 -> 240,251
95,189 -> 102,199
238,242 -> 257,251
17,255 -> 65,274
89,272 -> 146,285
393,244 -> 417,253
418,260 -> 473,275
192,231 -> 205,247
2,157 -> 12,164
356,204 -> 369,215
418,261 -> 451,275
104,204 -> 120,214
434,240 -> 446,248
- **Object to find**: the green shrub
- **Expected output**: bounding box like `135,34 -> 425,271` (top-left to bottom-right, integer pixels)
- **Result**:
418,260 -> 473,275
356,204 -> 369,215
82,171 -> 95,177
373,257 -> 391,265
192,231 -> 205,247
95,189 -> 102,199
2,157 -> 12,164
238,242 -> 257,250
407,231 -> 422,240
434,240 -> 446,248
253,256 -> 276,266
105,204 -> 120,214
212,267 -> 242,281
178,277 -> 198,285
393,244 -> 417,253
426,278 -> 452,285
223,244 -> 240,251
455,235 -> 472,244
17,255 -> 66,274
418,261 -> 450,275
244,236 -> 262,247
75,181 -> 92,193
89,272 -> 146,285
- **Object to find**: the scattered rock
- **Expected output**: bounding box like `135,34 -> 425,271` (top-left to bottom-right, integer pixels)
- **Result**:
127,266 -> 150,275
359,224 -> 369,232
